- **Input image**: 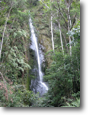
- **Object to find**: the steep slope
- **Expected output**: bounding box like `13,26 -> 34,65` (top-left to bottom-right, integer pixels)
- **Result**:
30,4 -> 52,67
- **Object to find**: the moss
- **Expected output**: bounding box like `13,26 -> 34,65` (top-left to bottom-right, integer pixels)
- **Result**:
26,76 -> 30,90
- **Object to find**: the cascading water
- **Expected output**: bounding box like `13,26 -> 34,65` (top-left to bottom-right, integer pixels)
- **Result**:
29,18 -> 48,96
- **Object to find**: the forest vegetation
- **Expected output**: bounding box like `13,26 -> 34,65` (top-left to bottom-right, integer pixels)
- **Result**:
0,0 -> 80,107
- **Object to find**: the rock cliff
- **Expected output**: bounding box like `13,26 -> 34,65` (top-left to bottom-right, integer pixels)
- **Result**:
30,5 -> 52,67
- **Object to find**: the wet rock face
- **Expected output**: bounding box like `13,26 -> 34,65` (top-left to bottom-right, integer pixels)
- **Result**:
29,18 -> 48,96
39,43 -> 46,72
29,5 -> 53,95
29,44 -> 48,96
31,6 -> 52,49
31,6 -> 52,67
30,79 -> 48,96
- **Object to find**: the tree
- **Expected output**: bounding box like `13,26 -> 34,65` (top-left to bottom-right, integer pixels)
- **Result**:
50,0 -> 80,54
0,0 -> 31,107
43,25 -> 80,107
0,1 -> 13,59
39,0 -> 54,51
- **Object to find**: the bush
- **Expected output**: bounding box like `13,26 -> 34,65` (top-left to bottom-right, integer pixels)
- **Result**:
0,79 -> 40,107
42,26 -> 80,107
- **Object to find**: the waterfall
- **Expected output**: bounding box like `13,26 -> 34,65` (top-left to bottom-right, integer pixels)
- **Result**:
29,18 -> 48,96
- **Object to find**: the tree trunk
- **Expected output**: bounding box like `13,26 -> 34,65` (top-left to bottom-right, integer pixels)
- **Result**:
58,22 -> 64,55
39,0 -> 54,51
62,34 -> 68,53
51,14 -> 54,51
68,6 -> 72,56
50,0 -> 54,52
0,6 -> 12,59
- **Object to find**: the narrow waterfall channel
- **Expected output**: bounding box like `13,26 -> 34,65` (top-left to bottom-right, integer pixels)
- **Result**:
29,18 -> 48,96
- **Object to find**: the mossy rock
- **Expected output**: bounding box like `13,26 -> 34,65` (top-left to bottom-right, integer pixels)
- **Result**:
39,35 -> 52,67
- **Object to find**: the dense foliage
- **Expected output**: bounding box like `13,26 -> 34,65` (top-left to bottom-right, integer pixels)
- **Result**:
30,24 -> 80,107
0,0 -> 80,107
0,0 -> 32,107
30,0 -> 80,107
42,26 -> 80,107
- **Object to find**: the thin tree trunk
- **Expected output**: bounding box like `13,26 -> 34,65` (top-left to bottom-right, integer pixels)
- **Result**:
0,6 -> 12,59
51,14 -> 54,51
62,34 -> 68,53
68,6 -> 72,56
58,22 -> 64,55
50,0 -> 54,52
57,9 -> 64,55
40,0 -> 54,51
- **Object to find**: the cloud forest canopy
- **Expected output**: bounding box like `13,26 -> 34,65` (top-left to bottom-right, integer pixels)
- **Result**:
0,0 -> 80,107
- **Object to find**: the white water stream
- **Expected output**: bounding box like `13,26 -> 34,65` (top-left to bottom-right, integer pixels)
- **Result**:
29,18 -> 48,96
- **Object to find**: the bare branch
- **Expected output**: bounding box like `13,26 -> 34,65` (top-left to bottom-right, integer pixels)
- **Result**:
52,3 -> 68,29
